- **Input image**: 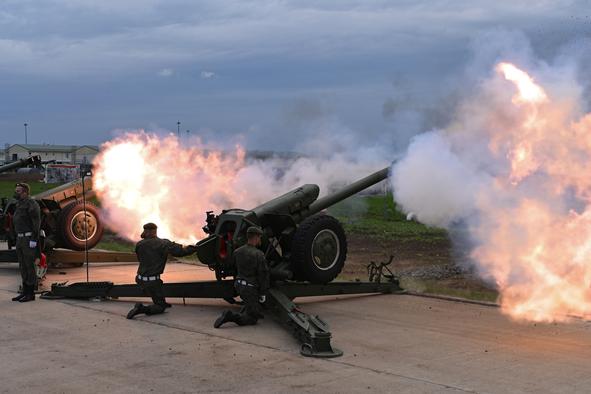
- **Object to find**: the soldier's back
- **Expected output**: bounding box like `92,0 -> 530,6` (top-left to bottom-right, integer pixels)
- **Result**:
135,237 -> 171,276
234,245 -> 263,285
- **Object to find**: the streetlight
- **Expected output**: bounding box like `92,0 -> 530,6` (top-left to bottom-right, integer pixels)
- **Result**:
177,121 -> 181,138
24,123 -> 28,144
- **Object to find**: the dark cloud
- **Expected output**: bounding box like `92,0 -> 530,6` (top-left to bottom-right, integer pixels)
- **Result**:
0,1 -> 590,150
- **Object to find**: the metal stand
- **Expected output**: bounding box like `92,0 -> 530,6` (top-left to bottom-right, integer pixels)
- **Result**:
81,169 -> 91,282
43,274 -> 404,358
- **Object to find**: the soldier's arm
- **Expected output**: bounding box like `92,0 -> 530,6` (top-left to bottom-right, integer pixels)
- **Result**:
28,201 -> 41,241
167,241 -> 197,257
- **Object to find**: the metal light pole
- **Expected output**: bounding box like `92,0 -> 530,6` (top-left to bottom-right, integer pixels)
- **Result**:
24,123 -> 28,144
177,121 -> 181,138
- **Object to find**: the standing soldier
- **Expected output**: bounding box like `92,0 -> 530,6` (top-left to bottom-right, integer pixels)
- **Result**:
214,226 -> 270,328
127,222 -> 197,319
11,183 -> 41,303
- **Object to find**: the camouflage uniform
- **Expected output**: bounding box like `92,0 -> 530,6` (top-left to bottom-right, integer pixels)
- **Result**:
127,237 -> 195,318
215,242 -> 270,327
232,244 -> 270,325
12,197 -> 41,296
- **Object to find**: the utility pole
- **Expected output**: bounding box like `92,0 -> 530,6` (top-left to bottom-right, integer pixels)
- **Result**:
24,123 -> 28,144
177,121 -> 181,138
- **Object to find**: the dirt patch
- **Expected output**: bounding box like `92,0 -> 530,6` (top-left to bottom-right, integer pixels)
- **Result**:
342,232 -> 453,277
341,232 -> 497,300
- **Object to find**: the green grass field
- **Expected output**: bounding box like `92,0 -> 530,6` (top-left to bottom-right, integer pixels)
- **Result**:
327,193 -> 447,240
400,277 -> 498,303
95,240 -> 135,253
0,179 -> 61,197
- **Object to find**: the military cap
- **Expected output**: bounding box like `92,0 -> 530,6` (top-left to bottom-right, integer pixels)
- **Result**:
143,222 -> 158,230
15,182 -> 30,193
246,226 -> 263,235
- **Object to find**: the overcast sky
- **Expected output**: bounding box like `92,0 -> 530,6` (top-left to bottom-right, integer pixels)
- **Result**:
0,0 -> 590,151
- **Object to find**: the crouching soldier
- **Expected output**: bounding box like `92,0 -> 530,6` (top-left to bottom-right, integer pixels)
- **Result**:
214,226 -> 270,328
127,222 -> 196,319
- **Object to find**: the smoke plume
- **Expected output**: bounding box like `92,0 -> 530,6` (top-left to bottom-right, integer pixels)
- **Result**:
392,32 -> 591,322
93,131 -> 388,244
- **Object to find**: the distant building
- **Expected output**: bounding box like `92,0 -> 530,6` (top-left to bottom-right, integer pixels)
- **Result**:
3,144 -> 99,165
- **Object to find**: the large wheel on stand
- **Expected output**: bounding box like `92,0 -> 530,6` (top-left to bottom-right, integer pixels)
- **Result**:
58,201 -> 104,251
291,214 -> 347,284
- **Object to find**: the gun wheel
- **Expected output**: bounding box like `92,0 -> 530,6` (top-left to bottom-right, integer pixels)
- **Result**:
291,214 -> 347,284
58,201 -> 104,251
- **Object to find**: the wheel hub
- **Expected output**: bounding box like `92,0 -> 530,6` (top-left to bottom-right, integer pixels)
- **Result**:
70,211 -> 98,242
311,229 -> 340,271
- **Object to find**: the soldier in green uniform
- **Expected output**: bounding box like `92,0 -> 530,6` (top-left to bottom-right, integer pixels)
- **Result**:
126,222 -> 197,319
11,183 -> 41,303
214,226 -> 270,328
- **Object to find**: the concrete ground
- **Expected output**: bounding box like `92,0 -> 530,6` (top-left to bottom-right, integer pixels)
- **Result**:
1,262 -> 590,393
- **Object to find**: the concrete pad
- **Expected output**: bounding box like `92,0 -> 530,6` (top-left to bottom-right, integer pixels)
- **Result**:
1,262 -> 590,393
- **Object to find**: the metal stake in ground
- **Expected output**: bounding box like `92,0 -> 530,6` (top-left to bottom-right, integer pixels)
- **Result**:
81,169 -> 91,282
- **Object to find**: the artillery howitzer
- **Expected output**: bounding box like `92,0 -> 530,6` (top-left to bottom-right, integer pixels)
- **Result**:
46,167 -> 402,357
0,157 -> 104,252
197,167 -> 390,284
0,155 -> 43,174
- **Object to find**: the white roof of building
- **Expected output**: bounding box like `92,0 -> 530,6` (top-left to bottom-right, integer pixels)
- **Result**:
8,144 -> 99,153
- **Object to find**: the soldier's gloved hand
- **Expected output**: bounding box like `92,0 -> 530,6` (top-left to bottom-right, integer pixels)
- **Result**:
259,295 -> 266,303
29,240 -> 37,248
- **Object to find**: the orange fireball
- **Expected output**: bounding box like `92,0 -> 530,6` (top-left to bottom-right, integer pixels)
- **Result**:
473,63 -> 591,321
93,132 -> 246,244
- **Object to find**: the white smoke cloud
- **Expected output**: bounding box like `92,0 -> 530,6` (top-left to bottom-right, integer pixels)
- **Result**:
158,68 -> 174,77
391,30 -> 591,321
93,130 -> 390,244
391,131 -> 486,228
200,70 -> 216,79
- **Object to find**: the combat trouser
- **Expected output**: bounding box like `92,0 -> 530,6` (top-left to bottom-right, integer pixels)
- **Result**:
16,236 -> 37,289
135,277 -> 167,315
232,282 -> 264,326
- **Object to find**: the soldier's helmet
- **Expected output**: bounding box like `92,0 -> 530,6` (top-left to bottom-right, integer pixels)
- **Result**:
143,222 -> 158,230
15,182 -> 30,193
246,226 -> 263,236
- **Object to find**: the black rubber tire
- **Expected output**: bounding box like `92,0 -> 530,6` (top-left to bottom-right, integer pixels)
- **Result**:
291,214 -> 347,284
58,201 -> 104,251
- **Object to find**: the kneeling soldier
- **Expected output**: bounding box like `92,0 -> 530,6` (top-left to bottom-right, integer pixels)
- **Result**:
127,222 -> 196,319
214,226 -> 270,328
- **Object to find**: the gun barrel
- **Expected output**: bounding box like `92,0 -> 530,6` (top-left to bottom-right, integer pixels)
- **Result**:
0,156 -> 42,174
306,167 -> 389,217
252,184 -> 320,217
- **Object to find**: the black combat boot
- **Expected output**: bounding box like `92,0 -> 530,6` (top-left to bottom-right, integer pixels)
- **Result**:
18,285 -> 36,302
12,292 -> 25,302
127,303 -> 147,319
12,284 -> 26,301
214,310 -> 237,328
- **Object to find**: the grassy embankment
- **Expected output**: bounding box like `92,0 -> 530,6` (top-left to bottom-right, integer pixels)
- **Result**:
328,194 -> 447,241
0,179 -> 58,196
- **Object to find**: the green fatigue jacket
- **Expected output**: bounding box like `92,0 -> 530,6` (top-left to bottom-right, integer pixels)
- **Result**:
234,244 -> 270,293
134,237 -> 195,277
12,197 -> 41,241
